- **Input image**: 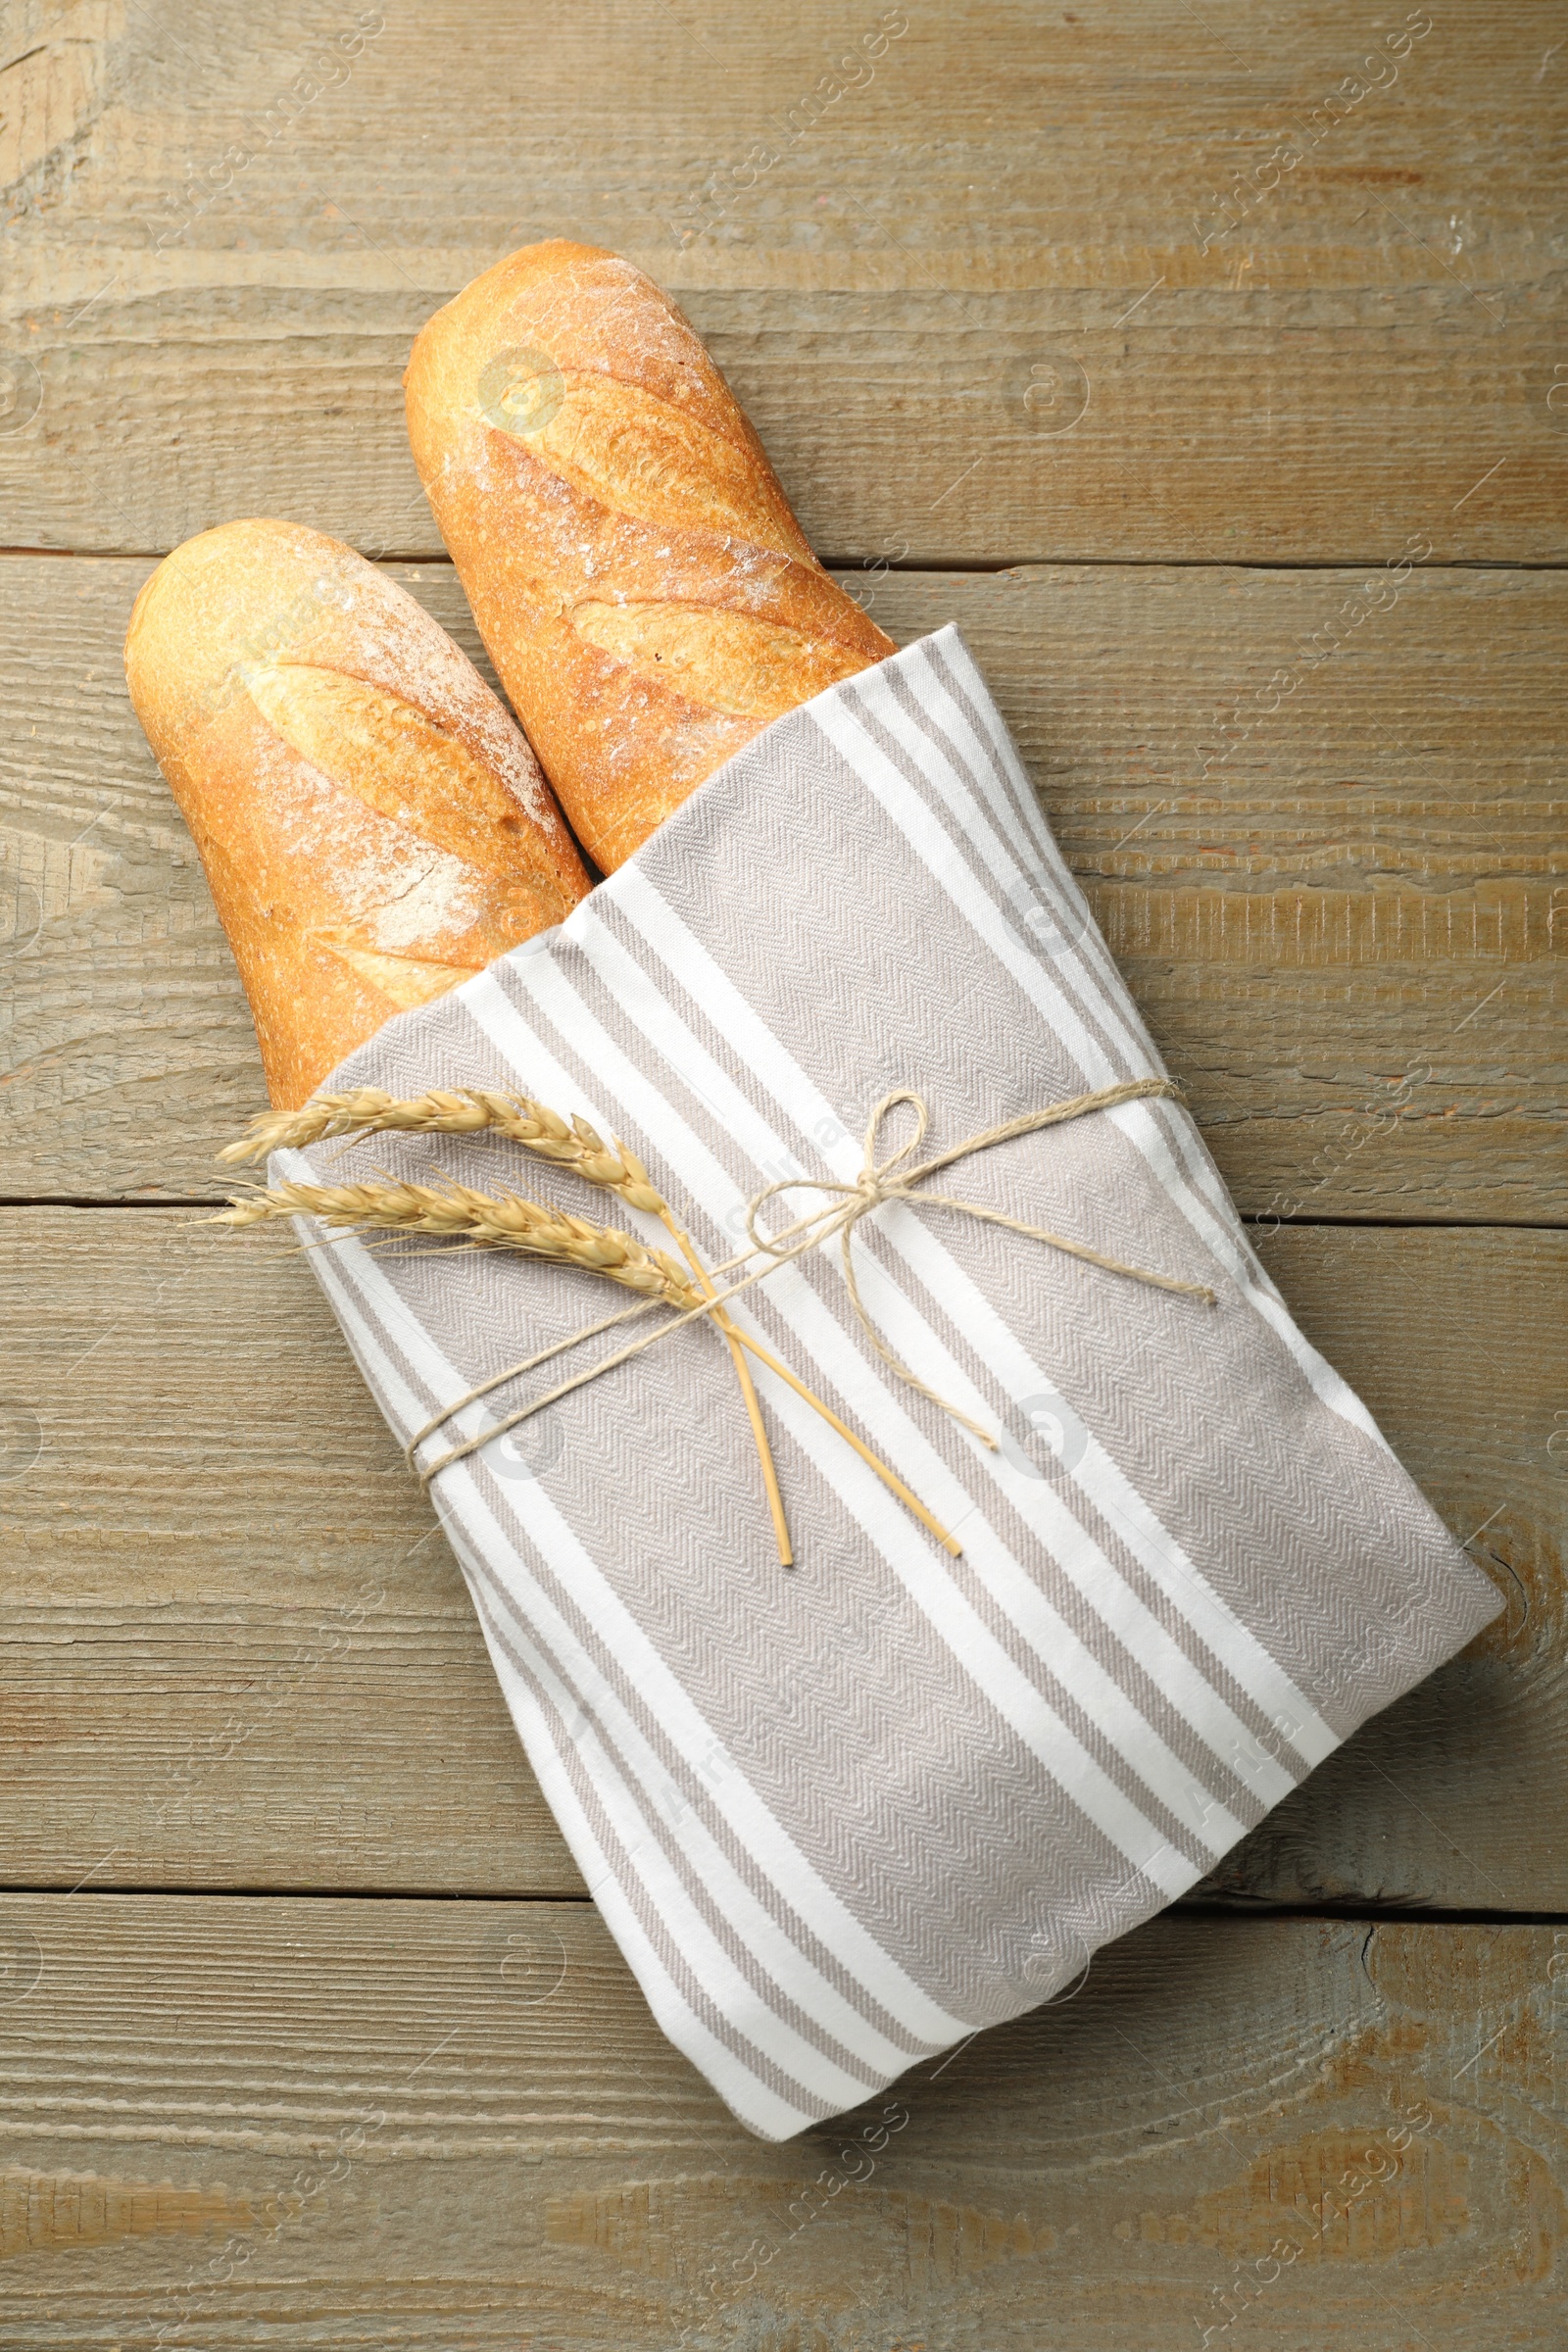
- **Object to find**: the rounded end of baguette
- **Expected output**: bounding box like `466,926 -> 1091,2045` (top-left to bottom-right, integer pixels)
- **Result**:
124,516 -> 590,1108
404,242 -> 897,869
126,517 -> 335,732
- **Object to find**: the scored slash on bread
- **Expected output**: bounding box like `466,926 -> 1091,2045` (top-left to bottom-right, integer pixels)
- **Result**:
404,238 -> 896,871
123,518 -> 590,1108
124,243 -> 900,1113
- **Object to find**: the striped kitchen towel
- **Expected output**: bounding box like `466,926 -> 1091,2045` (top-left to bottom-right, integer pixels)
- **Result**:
283,624 -> 1500,2139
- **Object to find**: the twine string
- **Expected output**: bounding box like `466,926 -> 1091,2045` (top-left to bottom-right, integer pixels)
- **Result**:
742,1080 -> 1213,1445
407,1075 -> 1212,1487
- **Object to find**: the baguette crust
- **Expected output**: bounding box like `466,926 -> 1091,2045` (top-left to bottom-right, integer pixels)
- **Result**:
404,240 -> 896,870
124,518 -> 589,1108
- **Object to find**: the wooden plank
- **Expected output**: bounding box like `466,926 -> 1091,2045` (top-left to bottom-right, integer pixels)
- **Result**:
4,1208 -> 1561,1906
6,9 -> 1560,2344
0,2 -> 1562,564
875,564 -> 1567,1228
3,556 -> 1561,1215
0,1897 -> 1559,2345
0,1203 -> 579,1895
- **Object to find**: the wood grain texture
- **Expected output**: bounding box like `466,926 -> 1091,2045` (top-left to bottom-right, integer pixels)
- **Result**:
3,556 -> 1561,1213
4,1208 -> 1561,1908
0,1897 -> 1559,2345
4,4 -> 1562,2330
0,2 -> 1563,564
0,1203 -> 578,1896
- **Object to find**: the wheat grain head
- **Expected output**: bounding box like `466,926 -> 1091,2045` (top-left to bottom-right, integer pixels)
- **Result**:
219,1090 -> 665,1215
208,1178 -> 702,1305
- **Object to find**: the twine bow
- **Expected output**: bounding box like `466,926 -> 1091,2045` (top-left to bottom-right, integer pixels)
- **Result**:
395,1073 -> 1213,1489
217,1071 -> 1214,1560
740,1079 -> 1215,1447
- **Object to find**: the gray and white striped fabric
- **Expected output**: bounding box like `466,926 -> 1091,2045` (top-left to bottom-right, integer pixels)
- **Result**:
287,626 -> 1499,2139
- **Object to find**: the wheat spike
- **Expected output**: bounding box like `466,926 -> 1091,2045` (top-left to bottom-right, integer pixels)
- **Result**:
219,1090 -> 665,1212
210,1179 -> 704,1307
213,1147 -> 955,1562
216,1089 -> 479,1162
217,1092 -> 807,1557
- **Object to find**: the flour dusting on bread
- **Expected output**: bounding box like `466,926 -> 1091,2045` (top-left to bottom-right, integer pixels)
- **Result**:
123,517 -> 588,1107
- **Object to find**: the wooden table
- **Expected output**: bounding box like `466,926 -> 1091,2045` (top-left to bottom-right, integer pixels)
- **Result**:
2,2 -> 1563,2341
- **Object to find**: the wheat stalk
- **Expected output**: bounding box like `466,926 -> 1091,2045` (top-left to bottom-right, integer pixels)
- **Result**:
214,1165 -> 956,1559
219,1089 -> 665,1212
219,1088 -> 797,1560
211,1178 -> 705,1306
214,1092 -> 963,1562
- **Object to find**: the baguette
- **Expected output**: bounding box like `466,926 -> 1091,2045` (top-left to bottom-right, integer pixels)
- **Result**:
124,518 -> 590,1109
404,240 -> 896,871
